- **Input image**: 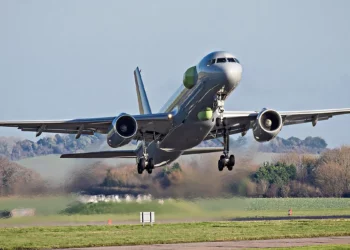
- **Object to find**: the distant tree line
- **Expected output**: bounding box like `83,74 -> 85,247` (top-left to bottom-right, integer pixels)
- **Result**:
0,146 -> 349,197
0,134 -> 328,161
63,146 -> 350,198
0,134 -> 105,161
0,157 -> 47,196
0,133 -> 346,198
258,136 -> 328,154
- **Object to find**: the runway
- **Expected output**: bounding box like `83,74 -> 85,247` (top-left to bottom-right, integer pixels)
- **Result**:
229,215 -> 350,221
60,236 -> 350,249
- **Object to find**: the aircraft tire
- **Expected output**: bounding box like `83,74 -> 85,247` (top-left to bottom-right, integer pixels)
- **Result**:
215,118 -> 221,127
137,158 -> 146,174
229,154 -> 235,166
147,168 -> 153,174
218,155 -> 225,171
148,158 -> 154,169
222,117 -> 227,127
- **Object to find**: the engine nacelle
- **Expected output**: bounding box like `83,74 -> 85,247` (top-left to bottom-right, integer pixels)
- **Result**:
252,109 -> 283,142
107,114 -> 138,148
183,66 -> 198,89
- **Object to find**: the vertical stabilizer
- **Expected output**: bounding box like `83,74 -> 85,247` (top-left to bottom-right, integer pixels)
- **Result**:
134,67 -> 152,114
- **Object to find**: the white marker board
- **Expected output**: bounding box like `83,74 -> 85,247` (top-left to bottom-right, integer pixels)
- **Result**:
140,212 -> 155,225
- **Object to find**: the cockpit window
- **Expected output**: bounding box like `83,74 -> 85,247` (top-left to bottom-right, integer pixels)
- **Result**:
228,58 -> 240,63
206,59 -> 216,66
217,58 -> 227,63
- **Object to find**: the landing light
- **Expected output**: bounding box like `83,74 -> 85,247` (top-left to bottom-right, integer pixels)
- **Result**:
168,114 -> 173,119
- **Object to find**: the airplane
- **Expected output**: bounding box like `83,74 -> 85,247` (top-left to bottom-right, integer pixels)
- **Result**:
1,51 -> 350,174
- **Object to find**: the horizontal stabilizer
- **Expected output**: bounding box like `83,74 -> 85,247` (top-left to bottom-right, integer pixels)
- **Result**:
61,150 -> 137,158
182,147 -> 223,155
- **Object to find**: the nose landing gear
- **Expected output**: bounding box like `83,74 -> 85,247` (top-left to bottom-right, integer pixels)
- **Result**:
214,92 -> 226,126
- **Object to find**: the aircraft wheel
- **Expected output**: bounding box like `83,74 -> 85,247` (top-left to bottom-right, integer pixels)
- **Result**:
148,158 -> 154,169
222,117 -> 227,127
229,154 -> 235,166
218,155 -> 225,171
137,167 -> 143,174
147,168 -> 153,174
137,158 -> 146,174
215,118 -> 221,127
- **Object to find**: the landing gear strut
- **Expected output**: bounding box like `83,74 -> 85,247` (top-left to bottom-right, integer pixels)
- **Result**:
217,129 -> 235,171
215,92 -> 235,171
137,138 -> 154,174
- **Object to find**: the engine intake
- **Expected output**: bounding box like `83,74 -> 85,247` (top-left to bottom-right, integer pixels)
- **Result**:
253,109 -> 282,142
107,114 -> 138,148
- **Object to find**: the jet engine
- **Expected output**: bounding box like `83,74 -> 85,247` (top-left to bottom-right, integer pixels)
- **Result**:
107,114 -> 138,148
252,109 -> 283,142
183,66 -> 198,89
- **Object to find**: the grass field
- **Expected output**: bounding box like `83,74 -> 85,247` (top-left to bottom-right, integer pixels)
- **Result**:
0,220 -> 349,249
0,196 -> 349,226
0,196 -> 73,216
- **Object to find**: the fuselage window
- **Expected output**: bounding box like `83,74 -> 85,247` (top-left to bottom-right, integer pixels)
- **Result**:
217,58 -> 227,63
207,59 -> 216,66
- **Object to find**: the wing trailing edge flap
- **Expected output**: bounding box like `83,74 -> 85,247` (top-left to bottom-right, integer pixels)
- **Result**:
182,147 -> 223,155
60,150 -> 137,159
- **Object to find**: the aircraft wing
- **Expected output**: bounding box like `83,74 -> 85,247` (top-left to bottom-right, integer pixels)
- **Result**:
0,113 -> 173,141
206,108 -> 350,139
61,150 -> 137,158
182,147 -> 224,155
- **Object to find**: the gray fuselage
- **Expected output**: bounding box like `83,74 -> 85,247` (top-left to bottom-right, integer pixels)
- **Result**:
137,51 -> 243,167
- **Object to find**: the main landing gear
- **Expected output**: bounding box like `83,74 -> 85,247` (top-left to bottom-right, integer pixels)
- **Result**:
137,158 -> 154,174
137,139 -> 154,174
215,92 -> 235,172
217,129 -> 235,171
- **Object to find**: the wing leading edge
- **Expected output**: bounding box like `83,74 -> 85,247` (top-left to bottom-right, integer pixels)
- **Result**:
206,108 -> 350,140
0,112 -> 174,140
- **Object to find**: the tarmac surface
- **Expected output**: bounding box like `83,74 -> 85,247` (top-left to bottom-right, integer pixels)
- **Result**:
229,215 -> 350,221
59,236 -> 350,249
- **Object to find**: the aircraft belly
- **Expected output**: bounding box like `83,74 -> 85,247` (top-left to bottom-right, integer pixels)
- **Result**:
144,142 -> 182,167
159,119 -> 213,150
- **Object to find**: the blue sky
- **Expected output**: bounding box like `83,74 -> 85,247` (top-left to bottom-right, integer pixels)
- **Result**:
0,0 -> 349,147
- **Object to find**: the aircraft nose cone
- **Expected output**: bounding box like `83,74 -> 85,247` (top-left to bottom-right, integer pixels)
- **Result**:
223,63 -> 242,85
